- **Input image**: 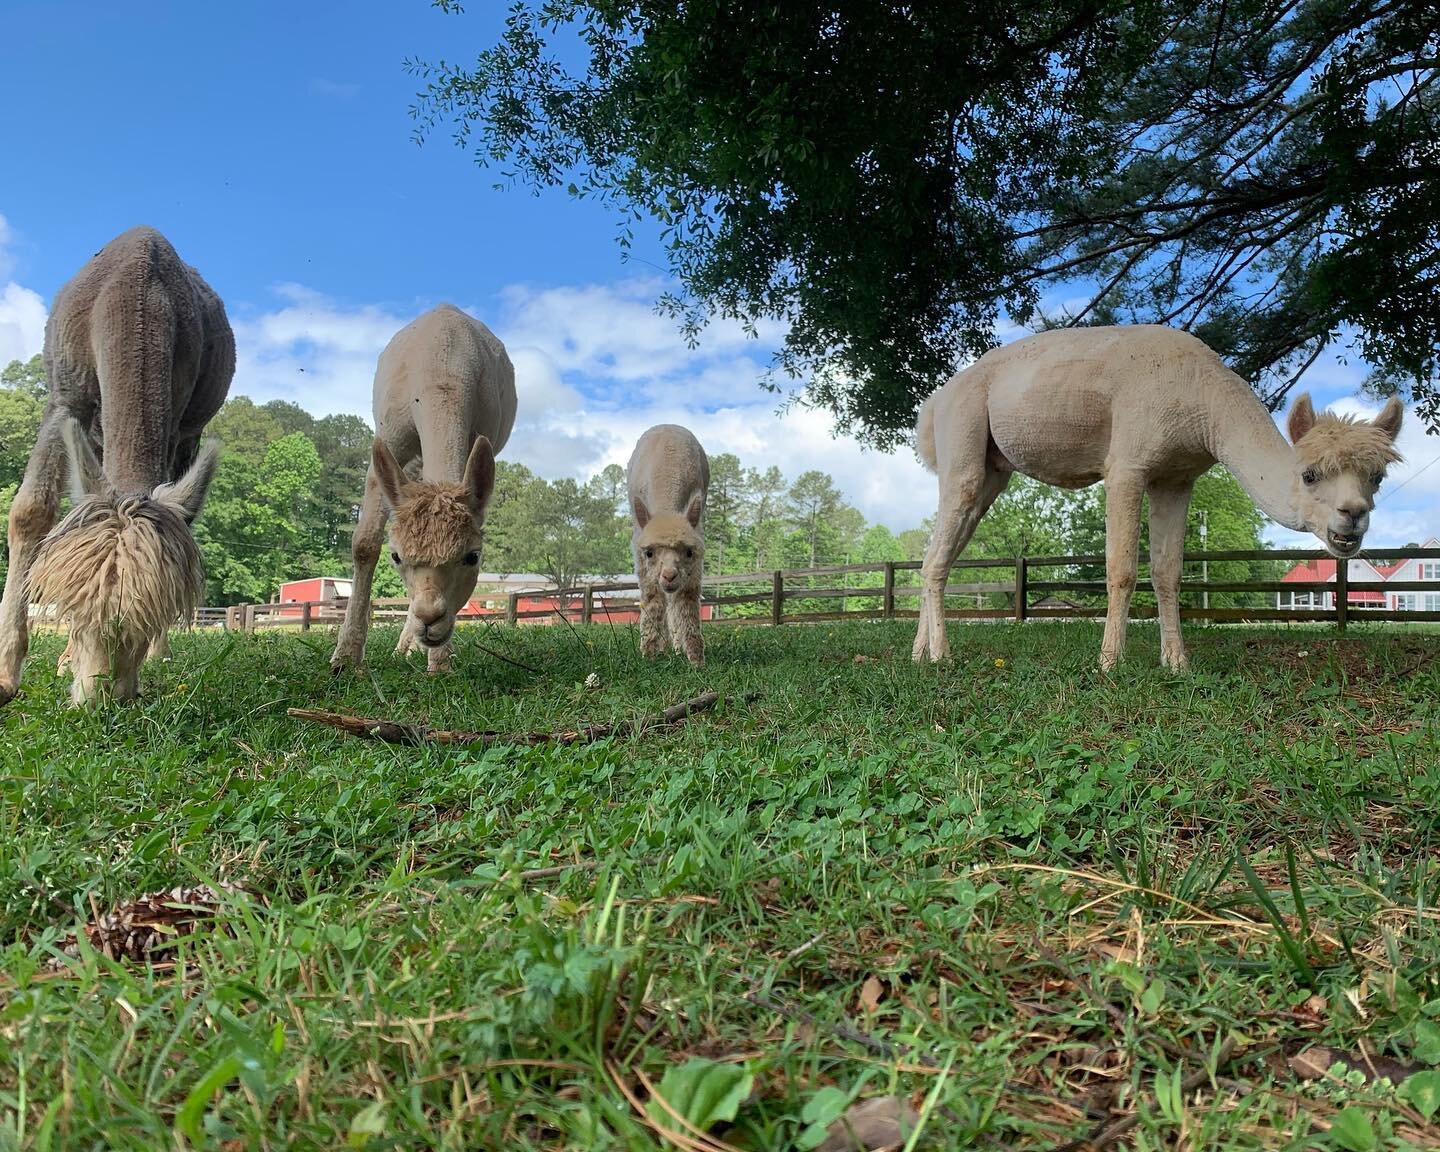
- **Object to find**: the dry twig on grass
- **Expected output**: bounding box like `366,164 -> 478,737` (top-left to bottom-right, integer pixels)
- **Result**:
288,689 -> 759,748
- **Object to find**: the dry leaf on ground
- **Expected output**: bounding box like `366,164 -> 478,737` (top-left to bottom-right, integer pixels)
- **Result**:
48,883 -> 242,969
815,1095 -> 920,1151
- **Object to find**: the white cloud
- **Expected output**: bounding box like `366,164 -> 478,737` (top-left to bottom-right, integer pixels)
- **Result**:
0,282 -> 46,367
0,216 -> 47,366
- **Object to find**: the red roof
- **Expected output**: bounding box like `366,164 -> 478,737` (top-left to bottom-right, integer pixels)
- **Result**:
1279,557 -> 1388,603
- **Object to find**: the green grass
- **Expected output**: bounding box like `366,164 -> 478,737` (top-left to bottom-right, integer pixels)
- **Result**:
4,617 -> 1440,1149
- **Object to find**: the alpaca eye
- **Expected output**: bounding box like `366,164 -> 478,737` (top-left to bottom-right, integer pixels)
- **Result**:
643,547 -> 654,560
1302,469 -> 1317,485
390,550 -> 401,565
1371,472 -> 1384,488
684,547 -> 694,559
463,551 -> 479,566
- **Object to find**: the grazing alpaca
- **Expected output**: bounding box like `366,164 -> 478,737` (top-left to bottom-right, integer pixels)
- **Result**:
0,227 -> 232,705
628,424 -> 709,667
913,325 -> 1403,672
330,305 -> 515,674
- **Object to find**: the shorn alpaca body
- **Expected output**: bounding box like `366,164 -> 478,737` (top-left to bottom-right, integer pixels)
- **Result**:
331,305 -> 515,674
628,424 -> 710,667
0,226 -> 233,704
913,325 -> 1403,672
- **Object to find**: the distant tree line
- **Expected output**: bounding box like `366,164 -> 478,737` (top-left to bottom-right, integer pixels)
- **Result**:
2,355 -> 1284,607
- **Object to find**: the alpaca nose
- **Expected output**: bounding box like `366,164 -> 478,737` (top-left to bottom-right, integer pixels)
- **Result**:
661,567 -> 678,584
1338,502 -> 1369,525
416,603 -> 447,627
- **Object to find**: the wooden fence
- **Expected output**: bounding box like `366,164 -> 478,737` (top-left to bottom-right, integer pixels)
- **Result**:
202,545 -> 1440,634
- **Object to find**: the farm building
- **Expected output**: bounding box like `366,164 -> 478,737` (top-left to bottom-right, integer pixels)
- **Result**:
1275,538 -> 1440,612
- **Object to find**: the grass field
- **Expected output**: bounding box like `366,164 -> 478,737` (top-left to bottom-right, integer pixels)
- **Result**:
4,618 -> 1440,1150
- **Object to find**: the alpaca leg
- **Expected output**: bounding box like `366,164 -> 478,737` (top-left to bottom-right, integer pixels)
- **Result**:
1148,480 -> 1194,672
0,413 -> 67,705
331,470 -> 387,672
914,468 -> 1010,662
639,580 -> 669,659
148,631 -> 172,660
666,588 -> 704,668
426,641 -> 452,674
1099,472 -> 1145,672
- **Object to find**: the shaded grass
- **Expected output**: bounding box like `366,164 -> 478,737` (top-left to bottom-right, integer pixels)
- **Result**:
3,618 -> 1440,1148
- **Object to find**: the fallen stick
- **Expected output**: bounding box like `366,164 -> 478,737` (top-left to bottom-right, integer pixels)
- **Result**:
287,689 -> 757,748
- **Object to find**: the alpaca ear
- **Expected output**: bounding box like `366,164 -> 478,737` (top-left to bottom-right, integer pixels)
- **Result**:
61,418 -> 104,501
1374,395 -> 1404,441
464,435 -> 496,515
632,496 -> 650,528
371,438 -> 405,511
155,439 -> 220,523
685,492 -> 704,528
1286,393 -> 1316,444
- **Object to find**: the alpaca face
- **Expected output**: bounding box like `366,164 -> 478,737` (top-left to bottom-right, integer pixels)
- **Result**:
372,436 -> 495,650
1286,394 -> 1404,559
32,421 -> 216,706
636,513 -> 704,595
66,627 -> 146,704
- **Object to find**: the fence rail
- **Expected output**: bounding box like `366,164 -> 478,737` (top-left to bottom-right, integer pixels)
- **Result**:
196,546 -> 1440,634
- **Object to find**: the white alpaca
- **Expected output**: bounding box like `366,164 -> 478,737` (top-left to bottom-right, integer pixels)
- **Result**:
0,227 -> 232,705
331,304 -> 516,674
628,424 -> 709,667
913,325 -> 1403,672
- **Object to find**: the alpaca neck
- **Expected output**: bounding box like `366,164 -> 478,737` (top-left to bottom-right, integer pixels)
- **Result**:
1206,379 -> 1305,530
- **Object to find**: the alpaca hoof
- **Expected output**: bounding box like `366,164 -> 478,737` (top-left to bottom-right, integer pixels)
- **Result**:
1098,653 -> 1119,674
0,683 -> 15,708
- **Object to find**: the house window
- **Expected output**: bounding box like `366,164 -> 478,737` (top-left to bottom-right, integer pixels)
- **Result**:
1289,591 -> 1323,609
1421,562 -> 1440,580
1426,594 -> 1440,613
1396,593 -> 1417,611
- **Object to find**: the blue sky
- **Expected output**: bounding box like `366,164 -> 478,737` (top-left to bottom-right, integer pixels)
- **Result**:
0,1 -> 1434,542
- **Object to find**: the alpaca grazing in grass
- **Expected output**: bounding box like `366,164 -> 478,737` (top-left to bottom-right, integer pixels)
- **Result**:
0,227 -> 233,704
330,304 -> 515,674
913,325 -> 1403,672
628,424 -> 710,667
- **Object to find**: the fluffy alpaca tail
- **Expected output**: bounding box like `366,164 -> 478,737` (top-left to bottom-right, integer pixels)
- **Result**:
915,393 -> 938,473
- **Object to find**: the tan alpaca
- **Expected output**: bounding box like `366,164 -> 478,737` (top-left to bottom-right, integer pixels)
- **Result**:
628,424 -> 709,667
330,305 -> 515,674
0,227 -> 232,705
913,325 -> 1403,672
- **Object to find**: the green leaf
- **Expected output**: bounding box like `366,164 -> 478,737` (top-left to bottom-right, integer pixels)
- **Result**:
1139,979 -> 1167,1015
645,1059 -> 754,1134
348,1101 -> 387,1148
175,1055 -> 245,1142
797,1085 -> 852,1150
1328,1107 -> 1376,1152
1415,1020 -> 1440,1064
1398,1071 -> 1440,1120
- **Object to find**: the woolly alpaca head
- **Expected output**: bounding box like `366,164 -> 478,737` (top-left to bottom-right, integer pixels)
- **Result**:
372,436 -> 495,649
1286,393 -> 1404,558
634,494 -> 704,595
30,421 -> 217,704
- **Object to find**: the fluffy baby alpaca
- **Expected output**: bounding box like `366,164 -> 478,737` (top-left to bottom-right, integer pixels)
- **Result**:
628,424 -> 710,667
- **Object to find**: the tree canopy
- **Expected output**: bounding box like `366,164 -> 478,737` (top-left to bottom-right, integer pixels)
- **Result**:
410,0 -> 1439,446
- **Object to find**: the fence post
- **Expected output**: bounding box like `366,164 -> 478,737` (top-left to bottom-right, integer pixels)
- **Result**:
242,603 -> 256,634
300,602 -> 312,632
771,570 -> 784,626
882,561 -> 896,619
1014,557 -> 1028,623
581,585 -> 594,626
1335,556 -> 1348,633
507,592 -> 519,626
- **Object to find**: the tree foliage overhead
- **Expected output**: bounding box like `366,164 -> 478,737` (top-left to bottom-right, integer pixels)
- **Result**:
410,0 -> 1440,446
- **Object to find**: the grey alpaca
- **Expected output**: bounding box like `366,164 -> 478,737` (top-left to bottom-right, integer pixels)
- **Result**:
0,227 -> 234,704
